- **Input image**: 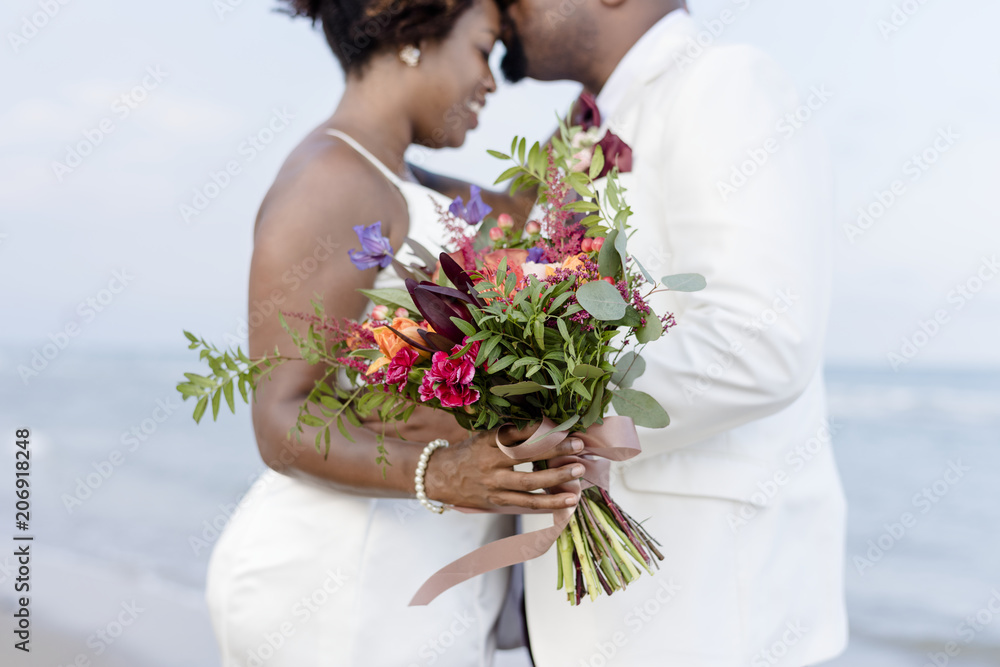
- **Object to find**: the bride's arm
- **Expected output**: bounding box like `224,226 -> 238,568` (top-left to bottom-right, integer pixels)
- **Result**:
247,146 -> 580,511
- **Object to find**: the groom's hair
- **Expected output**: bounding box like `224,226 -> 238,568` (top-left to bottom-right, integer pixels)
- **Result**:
280,0 -> 476,73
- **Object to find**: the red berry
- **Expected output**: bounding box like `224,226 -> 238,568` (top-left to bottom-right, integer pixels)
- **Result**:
592,237 -> 605,251
602,276 -> 615,285
580,238 -> 594,253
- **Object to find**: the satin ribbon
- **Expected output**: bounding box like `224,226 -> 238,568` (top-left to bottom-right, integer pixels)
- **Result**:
408,416 -> 641,606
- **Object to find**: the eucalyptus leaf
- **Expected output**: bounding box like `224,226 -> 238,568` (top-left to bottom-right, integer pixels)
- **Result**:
661,273 -> 707,292
636,316 -> 663,344
611,388 -> 670,428
611,352 -> 646,389
632,255 -> 655,285
576,280 -> 627,321
607,305 -> 643,328
613,219 -> 629,266
598,228 -> 621,278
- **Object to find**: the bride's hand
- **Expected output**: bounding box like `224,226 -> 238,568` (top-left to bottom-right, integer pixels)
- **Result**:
423,427 -> 585,512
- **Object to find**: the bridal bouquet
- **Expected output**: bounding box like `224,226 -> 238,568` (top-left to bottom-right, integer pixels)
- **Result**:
178,118 -> 705,605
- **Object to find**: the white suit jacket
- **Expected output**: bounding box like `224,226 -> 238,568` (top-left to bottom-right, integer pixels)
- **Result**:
524,13 -> 848,666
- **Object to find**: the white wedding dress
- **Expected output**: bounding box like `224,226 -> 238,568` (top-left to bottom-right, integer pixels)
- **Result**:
206,130 -> 516,667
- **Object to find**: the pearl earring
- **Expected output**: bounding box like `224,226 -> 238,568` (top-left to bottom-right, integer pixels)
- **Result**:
399,45 -> 421,67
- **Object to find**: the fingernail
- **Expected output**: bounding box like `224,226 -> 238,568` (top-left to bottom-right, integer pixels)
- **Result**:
566,495 -> 578,506
571,439 -> 584,452
571,465 -> 585,477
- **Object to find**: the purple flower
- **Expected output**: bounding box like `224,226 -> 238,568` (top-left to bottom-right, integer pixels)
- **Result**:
527,246 -> 546,263
449,185 -> 492,225
348,222 -> 394,271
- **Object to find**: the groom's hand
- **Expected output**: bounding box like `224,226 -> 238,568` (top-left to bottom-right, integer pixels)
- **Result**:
423,427 -> 584,512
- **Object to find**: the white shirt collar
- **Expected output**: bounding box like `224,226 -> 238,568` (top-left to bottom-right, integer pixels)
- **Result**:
595,8 -> 689,121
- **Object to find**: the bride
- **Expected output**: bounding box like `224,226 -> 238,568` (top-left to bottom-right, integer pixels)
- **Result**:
206,1 -> 585,665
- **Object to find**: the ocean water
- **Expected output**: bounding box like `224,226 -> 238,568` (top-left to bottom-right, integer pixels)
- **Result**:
0,352 -> 997,666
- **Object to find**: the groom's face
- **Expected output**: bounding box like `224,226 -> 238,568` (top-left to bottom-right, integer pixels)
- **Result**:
501,0 -> 592,83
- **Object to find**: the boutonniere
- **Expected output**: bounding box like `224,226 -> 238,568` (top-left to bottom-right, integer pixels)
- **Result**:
568,92 -> 633,178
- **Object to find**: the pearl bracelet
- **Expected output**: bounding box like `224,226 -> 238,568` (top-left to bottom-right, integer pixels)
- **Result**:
415,439 -> 449,514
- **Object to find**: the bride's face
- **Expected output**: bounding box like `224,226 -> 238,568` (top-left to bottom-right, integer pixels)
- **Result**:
411,0 -> 500,148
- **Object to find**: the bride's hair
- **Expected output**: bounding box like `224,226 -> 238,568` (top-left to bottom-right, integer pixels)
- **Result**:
280,0 -> 480,72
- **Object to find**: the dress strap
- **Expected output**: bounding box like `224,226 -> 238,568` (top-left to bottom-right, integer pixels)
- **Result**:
325,129 -> 405,187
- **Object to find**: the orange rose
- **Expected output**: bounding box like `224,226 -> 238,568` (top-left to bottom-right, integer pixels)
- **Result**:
561,254 -> 586,272
484,248 -> 529,271
367,317 -> 429,374
542,254 -> 589,283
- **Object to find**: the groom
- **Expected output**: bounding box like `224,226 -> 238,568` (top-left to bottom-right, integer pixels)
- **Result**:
500,1 -> 848,665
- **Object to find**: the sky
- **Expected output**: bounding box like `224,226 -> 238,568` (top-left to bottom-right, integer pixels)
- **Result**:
2,0 -> 999,377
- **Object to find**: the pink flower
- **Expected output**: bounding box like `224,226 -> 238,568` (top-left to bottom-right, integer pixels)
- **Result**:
428,350 -> 475,386
571,148 -> 594,173
417,340 -> 481,407
418,373 -> 437,403
385,347 -> 419,390
435,384 -> 481,408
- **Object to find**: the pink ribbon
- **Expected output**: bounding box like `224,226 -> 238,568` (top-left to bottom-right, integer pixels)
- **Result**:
408,416 -> 641,606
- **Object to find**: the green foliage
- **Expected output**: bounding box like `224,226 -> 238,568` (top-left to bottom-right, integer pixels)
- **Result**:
611,388 -> 670,429
576,281 -> 628,321
661,273 -> 708,292
356,288 -> 418,314
176,332 -> 285,425
611,352 -> 646,389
